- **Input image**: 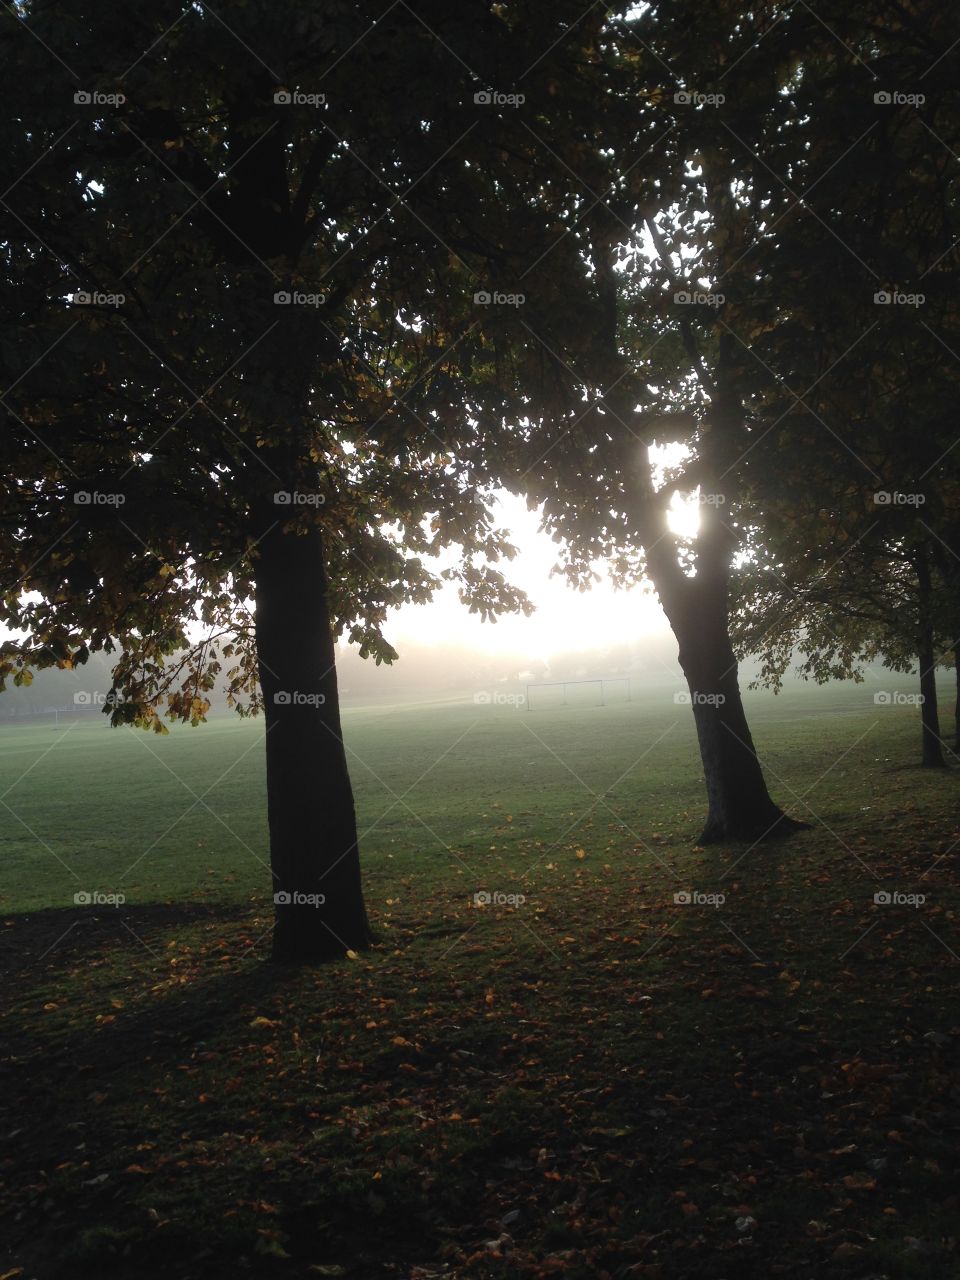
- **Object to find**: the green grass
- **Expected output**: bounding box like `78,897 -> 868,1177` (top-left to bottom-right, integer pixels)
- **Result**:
1,684 -> 959,1278
0,683 -> 932,913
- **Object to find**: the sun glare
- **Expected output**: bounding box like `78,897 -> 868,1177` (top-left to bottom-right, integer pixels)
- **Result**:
667,491 -> 702,540
389,491 -> 670,655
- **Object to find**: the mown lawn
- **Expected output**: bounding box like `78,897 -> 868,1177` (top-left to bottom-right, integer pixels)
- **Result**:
1,685 -> 958,1278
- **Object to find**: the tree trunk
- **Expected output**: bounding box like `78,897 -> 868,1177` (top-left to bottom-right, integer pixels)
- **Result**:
916,548 -> 944,768
669,582 -> 806,843
954,643 -> 960,755
917,636 -> 943,769
608,325 -> 803,843
254,516 -> 373,962
637,351 -> 806,843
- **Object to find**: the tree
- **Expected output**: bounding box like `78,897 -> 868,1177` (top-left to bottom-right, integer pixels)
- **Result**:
731,500 -> 959,768
493,1 -> 818,842
720,0 -> 960,768
0,0 -> 596,960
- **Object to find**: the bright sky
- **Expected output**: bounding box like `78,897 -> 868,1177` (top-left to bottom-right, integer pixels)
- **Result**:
3,453 -> 698,659
386,490 -> 665,653
387,455 -> 700,656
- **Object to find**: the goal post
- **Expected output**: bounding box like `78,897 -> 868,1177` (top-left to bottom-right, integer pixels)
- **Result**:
524,677 -> 632,710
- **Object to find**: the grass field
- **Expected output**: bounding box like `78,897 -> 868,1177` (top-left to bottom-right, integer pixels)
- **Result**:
0,683 -> 928,914
2,684 -> 959,1278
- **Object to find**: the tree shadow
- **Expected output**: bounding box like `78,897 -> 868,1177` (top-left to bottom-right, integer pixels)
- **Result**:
0,902 -> 256,982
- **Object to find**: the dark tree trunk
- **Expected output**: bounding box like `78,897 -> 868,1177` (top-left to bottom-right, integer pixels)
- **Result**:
644,353 -> 805,843
916,548 -> 944,769
669,582 -> 806,844
190,104 -> 374,962
254,516 -> 373,962
611,332 -> 803,844
917,637 -> 944,769
641,511 -> 804,843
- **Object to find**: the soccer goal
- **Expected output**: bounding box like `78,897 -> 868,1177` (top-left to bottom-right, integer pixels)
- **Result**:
524,677 -> 632,710
0,706 -> 73,730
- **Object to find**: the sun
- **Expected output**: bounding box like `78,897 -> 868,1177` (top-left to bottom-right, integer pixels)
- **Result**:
667,491 -> 702,541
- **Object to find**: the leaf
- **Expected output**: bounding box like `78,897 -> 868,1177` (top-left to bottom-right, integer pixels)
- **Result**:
831,1243 -> 864,1260
842,1173 -> 877,1191
255,1237 -> 290,1259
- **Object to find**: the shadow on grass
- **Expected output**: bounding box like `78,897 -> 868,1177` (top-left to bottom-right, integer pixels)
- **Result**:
2,834 -> 958,1280
0,902 -> 257,980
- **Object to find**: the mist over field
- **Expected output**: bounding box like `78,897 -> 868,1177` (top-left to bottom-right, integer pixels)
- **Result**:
0,629 -> 883,721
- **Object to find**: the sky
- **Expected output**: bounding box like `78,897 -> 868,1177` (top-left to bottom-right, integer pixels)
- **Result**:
386,490 -> 672,656
385,443 -> 701,659
1,451 -> 698,670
